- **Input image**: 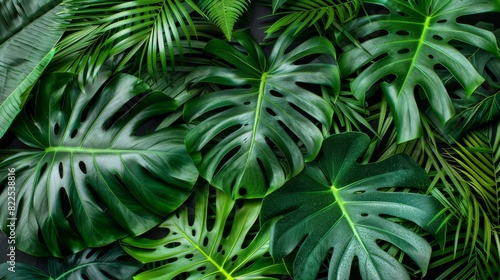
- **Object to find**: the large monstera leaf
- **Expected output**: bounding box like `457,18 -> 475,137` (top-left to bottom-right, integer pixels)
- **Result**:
0,73 -> 198,257
0,245 -> 142,280
184,31 -> 338,199
261,132 -> 445,280
122,183 -> 287,279
339,0 -> 500,143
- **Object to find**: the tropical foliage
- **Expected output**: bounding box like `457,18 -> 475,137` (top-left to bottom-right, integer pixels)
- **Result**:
1,0 -> 499,279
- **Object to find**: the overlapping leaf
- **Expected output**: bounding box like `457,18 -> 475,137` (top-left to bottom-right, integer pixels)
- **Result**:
339,0 -> 500,143
184,30 -> 338,199
0,73 -> 198,257
197,0 -> 250,40
0,245 -> 142,280
261,132 -> 445,280
122,183 -> 287,279
0,0 -> 65,138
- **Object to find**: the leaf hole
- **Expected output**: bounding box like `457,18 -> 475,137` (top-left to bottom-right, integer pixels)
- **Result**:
185,253 -> 194,259
397,48 -> 410,54
197,266 -> 206,271
353,190 -> 366,195
231,255 -> 238,262
214,145 -> 241,176
58,162 -> 64,179
39,162 -> 48,177
203,237 -> 209,247
385,74 -> 397,84
437,19 -> 448,23
428,54 -> 434,59
54,123 -> 60,136
397,11 -> 410,17
79,161 -> 87,174
217,244 -> 223,253
266,107 -> 277,117
432,34 -> 444,41
395,30 -> 409,36
238,187 -> 247,197
243,260 -> 255,269
164,242 -> 181,249
59,188 -> 71,217
70,129 -> 78,138
269,90 -> 284,98
361,213 -> 368,217
244,101 -> 251,105
191,229 -> 196,236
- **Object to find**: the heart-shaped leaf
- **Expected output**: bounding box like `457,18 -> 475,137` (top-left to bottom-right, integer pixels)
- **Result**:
0,73 -> 199,257
339,0 -> 500,143
184,30 -> 338,199
261,132 -> 445,280
122,183 -> 287,279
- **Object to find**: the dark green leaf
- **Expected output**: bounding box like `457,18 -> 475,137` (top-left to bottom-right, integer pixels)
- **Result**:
122,183 -> 287,279
0,0 -> 65,138
339,0 -> 500,143
0,73 -> 198,257
261,132 -> 445,280
184,30 -> 338,199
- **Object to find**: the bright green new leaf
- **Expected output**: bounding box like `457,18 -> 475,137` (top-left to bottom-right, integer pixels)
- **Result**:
184,31 -> 338,199
0,0 -> 65,138
197,0 -> 250,40
261,132 -> 445,280
0,73 -> 199,257
122,183 -> 287,279
0,245 -> 142,280
339,0 -> 500,143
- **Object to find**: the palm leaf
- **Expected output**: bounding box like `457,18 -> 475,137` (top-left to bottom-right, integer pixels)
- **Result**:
122,183 -> 287,279
196,0 -> 251,40
0,0 -> 65,138
265,0 -> 361,37
53,0 -> 204,82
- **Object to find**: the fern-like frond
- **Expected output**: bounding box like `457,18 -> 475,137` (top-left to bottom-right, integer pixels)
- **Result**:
53,0 -> 206,82
196,0 -> 250,40
265,0 -> 361,37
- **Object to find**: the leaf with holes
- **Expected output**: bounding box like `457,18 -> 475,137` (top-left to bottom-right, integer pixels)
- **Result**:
184,30 -> 338,199
0,245 -> 142,280
339,0 -> 500,143
0,73 -> 199,257
121,183 -> 287,280
260,132 -> 445,280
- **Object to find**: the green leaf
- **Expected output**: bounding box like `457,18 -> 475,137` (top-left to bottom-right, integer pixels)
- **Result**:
0,1 -> 65,138
0,73 -> 199,257
440,43 -> 500,142
184,31 -> 338,199
0,245 -> 142,280
261,132 -> 445,280
339,0 -> 500,143
266,0 -> 361,37
197,0 -> 250,40
272,0 -> 288,13
55,0 -> 203,81
122,183 -> 287,280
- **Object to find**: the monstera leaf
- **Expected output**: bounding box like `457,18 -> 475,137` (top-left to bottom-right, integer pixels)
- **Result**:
122,183 -> 287,279
0,73 -> 199,257
0,0 -> 65,138
184,31 -> 338,199
260,132 -> 445,280
339,0 -> 500,143
0,245 -> 142,280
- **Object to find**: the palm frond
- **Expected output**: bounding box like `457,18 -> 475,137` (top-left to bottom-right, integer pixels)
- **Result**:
52,0 -> 206,82
265,0 -> 361,37
196,0 -> 250,40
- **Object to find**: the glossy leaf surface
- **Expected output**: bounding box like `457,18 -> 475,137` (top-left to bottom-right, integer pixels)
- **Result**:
0,0 -> 65,138
339,0 -> 500,143
0,245 -> 142,280
185,31 -> 338,199
261,132 -> 445,280
122,183 -> 287,279
0,73 -> 198,257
